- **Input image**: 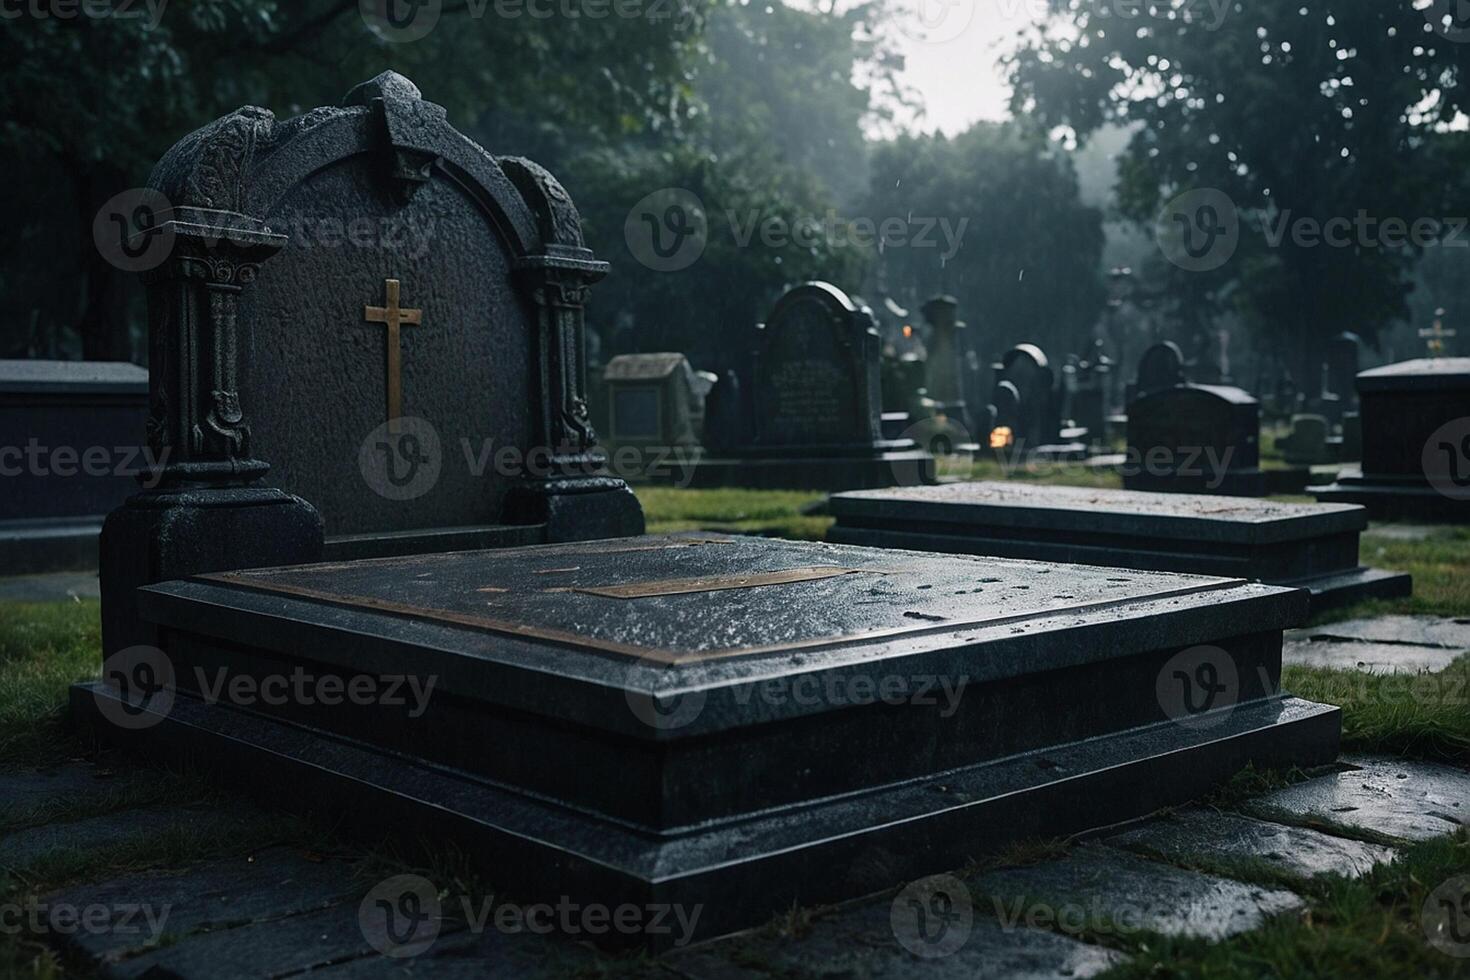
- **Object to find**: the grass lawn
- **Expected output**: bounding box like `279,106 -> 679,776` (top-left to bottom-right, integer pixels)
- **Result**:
1,473 -> 1467,976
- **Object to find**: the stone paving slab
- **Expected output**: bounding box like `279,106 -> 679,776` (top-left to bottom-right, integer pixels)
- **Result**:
104,900 -> 409,980
310,929 -> 600,979
1281,637 -> 1463,673
42,847 -> 359,964
665,886 -> 1123,979
1303,616 -> 1470,651
1105,808 -> 1397,880
0,765 -> 154,828
1362,524 -> 1460,542
970,845 -> 1303,942
1242,756 -> 1470,842
0,806 -> 269,873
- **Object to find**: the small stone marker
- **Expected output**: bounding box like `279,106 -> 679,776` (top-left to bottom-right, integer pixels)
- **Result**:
1106,809 -> 1397,880
597,352 -> 714,480
1278,414 -> 1333,466
1317,357 -> 1470,522
1243,756 -> 1470,842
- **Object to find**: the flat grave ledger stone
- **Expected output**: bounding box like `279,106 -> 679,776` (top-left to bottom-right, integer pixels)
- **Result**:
76,533 -> 1340,947
96,71 -> 644,653
681,282 -> 934,490
1125,383 -> 1308,497
1317,358 -> 1470,522
827,481 -> 1410,612
0,360 -> 148,574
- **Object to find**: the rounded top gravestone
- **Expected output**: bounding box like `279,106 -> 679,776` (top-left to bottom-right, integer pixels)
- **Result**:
136,71 -> 628,541
1135,341 -> 1187,397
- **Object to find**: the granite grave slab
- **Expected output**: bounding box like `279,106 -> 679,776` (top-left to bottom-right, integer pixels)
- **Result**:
77,533 -> 1340,946
827,481 -> 1411,612
1317,358 -> 1470,521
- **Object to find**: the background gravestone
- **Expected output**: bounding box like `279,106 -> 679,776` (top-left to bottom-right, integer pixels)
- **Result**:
993,344 -> 1054,450
0,360 -> 148,574
687,282 -> 932,489
1279,414 -> 1333,466
1129,341 -> 1186,405
1125,383 -> 1274,496
1317,358 -> 1470,521
1327,332 -> 1363,413
598,352 -> 714,479
750,282 -> 883,450
100,71 -> 642,653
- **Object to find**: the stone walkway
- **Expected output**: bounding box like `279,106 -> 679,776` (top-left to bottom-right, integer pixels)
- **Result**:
1283,614 -> 1470,673
3,755 -> 1466,978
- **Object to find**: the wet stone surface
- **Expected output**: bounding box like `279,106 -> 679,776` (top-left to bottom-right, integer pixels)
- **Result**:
970,845 -> 1303,942
1243,756 -> 1470,842
665,887 -> 1123,980
1106,809 -> 1397,879
41,847 -> 359,964
1298,616 -> 1470,652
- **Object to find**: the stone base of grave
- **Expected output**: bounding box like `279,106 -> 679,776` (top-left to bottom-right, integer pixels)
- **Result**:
827,482 -> 1411,614
1316,469 -> 1470,523
75,533 -> 1339,948
0,517 -> 106,575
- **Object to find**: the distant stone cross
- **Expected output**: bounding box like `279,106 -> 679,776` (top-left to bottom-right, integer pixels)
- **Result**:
1419,320 -> 1456,356
363,278 -> 423,427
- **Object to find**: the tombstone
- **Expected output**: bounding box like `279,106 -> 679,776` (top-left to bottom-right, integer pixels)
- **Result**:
1124,383 -> 1302,496
598,353 -> 714,481
829,482 -> 1410,613
987,379 -> 1022,452
918,294 -> 971,436
1317,358 -> 1470,521
76,73 -> 1342,950
1326,332 -> 1362,413
992,344 -> 1055,450
0,360 -> 148,574
700,368 -> 744,454
1070,341 -> 1111,447
96,70 -> 644,654
1277,414 -> 1333,466
686,282 -> 933,489
1130,341 -> 1186,404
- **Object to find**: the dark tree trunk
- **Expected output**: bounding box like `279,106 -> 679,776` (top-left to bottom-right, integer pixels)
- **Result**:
75,165 -> 137,362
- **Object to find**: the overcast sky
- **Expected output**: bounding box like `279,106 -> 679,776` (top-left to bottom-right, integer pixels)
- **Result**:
885,0 -> 1044,134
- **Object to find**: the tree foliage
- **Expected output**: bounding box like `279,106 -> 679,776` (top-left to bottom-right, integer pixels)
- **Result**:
1007,1 -> 1470,376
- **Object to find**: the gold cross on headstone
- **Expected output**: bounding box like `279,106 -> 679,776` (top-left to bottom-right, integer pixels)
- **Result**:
364,278 -> 423,428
